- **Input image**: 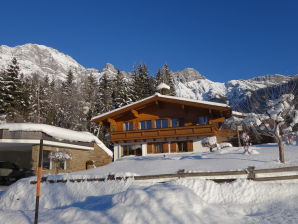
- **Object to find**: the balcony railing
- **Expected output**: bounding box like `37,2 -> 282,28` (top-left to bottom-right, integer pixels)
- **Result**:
111,124 -> 218,142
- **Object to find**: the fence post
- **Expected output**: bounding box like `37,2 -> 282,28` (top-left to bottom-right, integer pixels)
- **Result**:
34,139 -> 43,224
247,166 -> 255,180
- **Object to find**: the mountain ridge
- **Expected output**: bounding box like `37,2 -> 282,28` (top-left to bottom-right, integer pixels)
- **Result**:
0,43 -> 296,110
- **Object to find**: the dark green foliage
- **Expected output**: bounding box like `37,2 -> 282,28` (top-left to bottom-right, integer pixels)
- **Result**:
97,73 -> 114,113
0,58 -> 29,121
132,64 -> 155,101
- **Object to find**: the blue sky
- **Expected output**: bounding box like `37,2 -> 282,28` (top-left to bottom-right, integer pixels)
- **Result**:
0,0 -> 298,82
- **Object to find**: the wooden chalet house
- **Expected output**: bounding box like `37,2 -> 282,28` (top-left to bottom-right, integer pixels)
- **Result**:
91,93 -> 236,160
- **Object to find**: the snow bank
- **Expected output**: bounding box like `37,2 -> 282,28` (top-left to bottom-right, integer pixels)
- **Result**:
0,123 -> 112,156
1,177 -> 298,224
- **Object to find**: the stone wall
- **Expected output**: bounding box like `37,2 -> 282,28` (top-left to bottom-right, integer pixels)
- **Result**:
31,143 -> 112,174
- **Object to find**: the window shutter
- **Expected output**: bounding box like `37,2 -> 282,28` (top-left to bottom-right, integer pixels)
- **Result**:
187,141 -> 193,152
147,143 -> 153,154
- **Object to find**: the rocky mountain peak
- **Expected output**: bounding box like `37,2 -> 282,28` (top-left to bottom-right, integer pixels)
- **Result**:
103,63 -> 117,73
0,43 -> 84,79
173,68 -> 206,83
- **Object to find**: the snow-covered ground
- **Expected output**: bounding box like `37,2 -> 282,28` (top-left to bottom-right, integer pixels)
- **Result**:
0,144 -> 298,224
74,143 -> 298,177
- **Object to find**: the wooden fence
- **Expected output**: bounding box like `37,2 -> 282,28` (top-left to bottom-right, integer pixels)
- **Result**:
30,166 -> 298,184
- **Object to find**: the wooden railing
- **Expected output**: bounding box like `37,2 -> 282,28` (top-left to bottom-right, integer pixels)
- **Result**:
111,124 -> 217,141
30,166 -> 298,184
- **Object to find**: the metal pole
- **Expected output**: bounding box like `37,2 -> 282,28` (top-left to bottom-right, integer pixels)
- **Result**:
34,139 -> 43,224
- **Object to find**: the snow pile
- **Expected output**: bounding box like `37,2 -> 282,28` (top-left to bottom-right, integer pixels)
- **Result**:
0,178 -> 133,210
156,82 -> 170,90
1,177 -> 298,223
0,123 -> 112,156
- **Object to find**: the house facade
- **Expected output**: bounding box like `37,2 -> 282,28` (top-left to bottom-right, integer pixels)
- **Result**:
92,93 -> 237,160
0,123 -> 113,174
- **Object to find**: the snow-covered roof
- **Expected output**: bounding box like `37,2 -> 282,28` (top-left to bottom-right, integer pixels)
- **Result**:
0,123 -> 113,157
92,93 -> 230,121
156,83 -> 170,90
232,111 -> 246,117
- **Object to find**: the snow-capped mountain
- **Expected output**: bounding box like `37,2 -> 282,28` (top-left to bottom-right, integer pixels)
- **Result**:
0,43 -> 296,110
0,44 -> 87,79
173,68 -> 297,109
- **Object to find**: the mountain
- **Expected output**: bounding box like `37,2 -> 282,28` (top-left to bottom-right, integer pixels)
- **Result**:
0,44 -> 128,80
0,43 -> 296,111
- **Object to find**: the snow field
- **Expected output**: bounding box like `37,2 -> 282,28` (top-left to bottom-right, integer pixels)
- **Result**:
1,144 -> 298,223
1,178 -> 298,223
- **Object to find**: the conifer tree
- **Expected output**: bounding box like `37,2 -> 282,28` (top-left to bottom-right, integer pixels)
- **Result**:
46,78 -> 59,125
57,70 -> 83,129
2,57 -> 27,121
156,64 -> 176,96
132,64 -> 155,101
112,70 -> 133,108
81,73 -> 99,132
97,73 -> 114,113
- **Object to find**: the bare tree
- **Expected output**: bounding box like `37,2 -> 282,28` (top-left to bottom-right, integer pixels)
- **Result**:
243,94 -> 298,163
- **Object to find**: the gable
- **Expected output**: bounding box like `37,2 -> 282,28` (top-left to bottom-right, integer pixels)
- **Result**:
91,94 -> 232,123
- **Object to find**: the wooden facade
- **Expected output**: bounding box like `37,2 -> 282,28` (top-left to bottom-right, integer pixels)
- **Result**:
92,94 -> 236,160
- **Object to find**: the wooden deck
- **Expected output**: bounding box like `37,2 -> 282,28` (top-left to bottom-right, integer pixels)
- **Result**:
111,124 -> 218,142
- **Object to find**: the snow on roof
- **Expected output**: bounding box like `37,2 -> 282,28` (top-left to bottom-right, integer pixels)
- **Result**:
156,83 -> 170,90
91,93 -> 230,121
0,123 -> 113,157
232,111 -> 246,117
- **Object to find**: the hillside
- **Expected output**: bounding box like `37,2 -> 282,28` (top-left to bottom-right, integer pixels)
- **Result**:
0,43 -> 297,116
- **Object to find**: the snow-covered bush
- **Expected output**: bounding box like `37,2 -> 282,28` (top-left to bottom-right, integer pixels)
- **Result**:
244,94 -> 298,162
49,151 -> 72,162
218,142 -> 233,149
240,132 -> 251,153
201,136 -> 217,150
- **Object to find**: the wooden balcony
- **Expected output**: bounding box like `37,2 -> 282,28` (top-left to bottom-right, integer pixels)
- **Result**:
111,124 -> 218,142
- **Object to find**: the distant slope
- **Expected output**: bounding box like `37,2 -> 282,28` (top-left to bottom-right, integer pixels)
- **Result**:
0,43 -> 296,111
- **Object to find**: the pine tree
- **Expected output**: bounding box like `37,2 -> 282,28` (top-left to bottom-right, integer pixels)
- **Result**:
112,70 -> 133,108
2,57 -> 27,121
57,70 -> 83,129
81,73 -> 99,132
132,64 -> 155,101
97,73 -> 114,113
0,71 -> 6,115
156,64 -> 176,96
46,78 -> 59,125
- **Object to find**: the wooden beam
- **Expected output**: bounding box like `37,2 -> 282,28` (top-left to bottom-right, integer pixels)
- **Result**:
209,117 -> 225,124
107,118 -> 117,126
131,109 -> 139,118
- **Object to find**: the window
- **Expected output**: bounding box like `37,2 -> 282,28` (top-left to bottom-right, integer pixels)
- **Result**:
140,120 -> 152,130
124,121 -> 133,131
197,116 -> 208,125
156,119 -> 168,128
154,143 -> 164,153
172,118 -> 184,127
122,144 -> 142,156
177,142 -> 188,152
42,150 -> 51,169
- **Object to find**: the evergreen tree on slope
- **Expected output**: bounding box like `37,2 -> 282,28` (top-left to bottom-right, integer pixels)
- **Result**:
155,64 -> 176,96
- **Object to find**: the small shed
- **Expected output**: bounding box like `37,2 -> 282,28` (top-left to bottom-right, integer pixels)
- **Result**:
0,123 -> 113,174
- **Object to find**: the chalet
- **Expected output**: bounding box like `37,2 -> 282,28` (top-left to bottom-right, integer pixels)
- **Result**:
91,93 -> 237,160
0,123 -> 113,174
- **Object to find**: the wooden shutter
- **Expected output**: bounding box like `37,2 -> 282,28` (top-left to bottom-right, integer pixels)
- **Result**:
147,143 -> 153,154
171,142 -> 177,152
187,141 -> 193,152
163,142 -> 169,153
